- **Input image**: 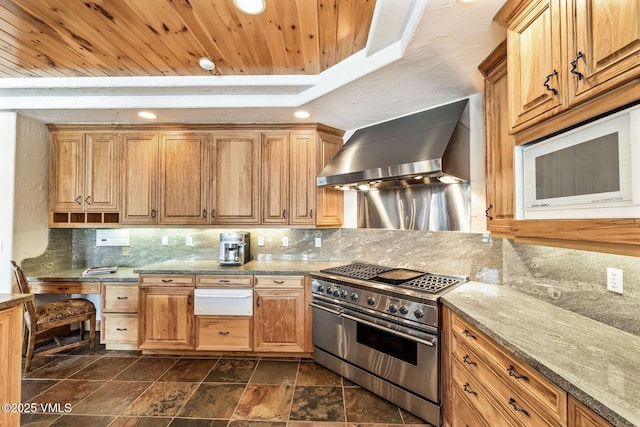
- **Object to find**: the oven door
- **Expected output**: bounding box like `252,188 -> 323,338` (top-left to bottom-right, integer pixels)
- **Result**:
310,299 -> 345,358
341,309 -> 439,402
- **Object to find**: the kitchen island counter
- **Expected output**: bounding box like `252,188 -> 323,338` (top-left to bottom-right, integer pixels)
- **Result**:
441,281 -> 640,427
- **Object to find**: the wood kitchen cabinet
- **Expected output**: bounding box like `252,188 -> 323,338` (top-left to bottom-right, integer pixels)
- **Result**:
568,395 -> 613,427
120,132 -> 159,225
101,282 -> 139,349
504,0 -> 565,131
0,304 -> 23,427
253,275 -> 307,353
262,129 -> 344,227
479,42 -> 514,237
444,306 -> 567,426
566,0 -> 640,107
138,275 -> 195,350
160,132 -> 210,225
211,132 -> 261,224
196,316 -> 252,351
50,131 -> 120,226
261,132 -> 290,224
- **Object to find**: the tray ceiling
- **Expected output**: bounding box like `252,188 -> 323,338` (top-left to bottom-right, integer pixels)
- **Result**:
0,0 -> 376,77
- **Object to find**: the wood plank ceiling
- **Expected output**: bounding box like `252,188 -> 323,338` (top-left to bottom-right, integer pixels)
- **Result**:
0,0 -> 376,78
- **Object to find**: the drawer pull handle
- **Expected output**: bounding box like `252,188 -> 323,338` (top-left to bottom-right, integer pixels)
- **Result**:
485,204 -> 493,220
508,398 -> 530,417
116,328 -> 128,331
570,51 -> 585,80
75,196 -> 82,205
161,279 -> 173,283
256,296 -> 261,307
219,279 -> 230,283
462,383 -> 477,396
58,287 -> 69,291
462,329 -> 477,340
462,355 -> 477,366
218,331 -> 230,335
507,365 -> 529,381
274,280 -> 285,284
544,70 -> 559,96
116,296 -> 128,300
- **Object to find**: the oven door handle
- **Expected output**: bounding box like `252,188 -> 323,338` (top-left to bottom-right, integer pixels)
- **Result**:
310,301 -> 343,315
341,312 -> 436,347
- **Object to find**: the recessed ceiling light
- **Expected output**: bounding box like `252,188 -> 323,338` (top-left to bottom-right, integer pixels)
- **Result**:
438,175 -> 459,184
294,110 -> 311,119
233,0 -> 266,14
199,57 -> 215,71
138,111 -> 157,120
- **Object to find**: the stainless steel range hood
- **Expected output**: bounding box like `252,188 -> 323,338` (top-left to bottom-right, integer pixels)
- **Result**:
317,99 -> 469,190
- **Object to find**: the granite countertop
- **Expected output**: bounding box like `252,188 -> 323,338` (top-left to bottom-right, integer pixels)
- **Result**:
441,282 -> 640,427
0,293 -> 34,310
26,260 -> 346,282
133,259 -> 345,275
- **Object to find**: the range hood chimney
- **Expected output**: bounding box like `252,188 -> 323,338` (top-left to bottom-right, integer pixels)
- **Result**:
317,99 -> 469,190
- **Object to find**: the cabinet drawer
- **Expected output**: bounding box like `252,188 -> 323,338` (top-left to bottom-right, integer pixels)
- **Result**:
101,313 -> 138,344
102,284 -> 138,312
451,313 -> 566,426
196,316 -> 252,351
197,275 -> 253,287
139,274 -> 195,287
254,275 -> 304,288
29,281 -> 101,294
451,358 -> 518,427
450,384 -> 491,427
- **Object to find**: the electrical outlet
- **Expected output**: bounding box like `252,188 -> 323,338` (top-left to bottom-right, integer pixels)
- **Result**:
161,236 -> 169,246
607,267 -> 623,294
282,237 -> 289,247
315,237 -> 322,248
186,236 -> 193,246
258,236 -> 264,246
122,247 -> 130,256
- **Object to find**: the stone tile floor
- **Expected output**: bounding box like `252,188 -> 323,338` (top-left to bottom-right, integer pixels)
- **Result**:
20,334 -> 433,426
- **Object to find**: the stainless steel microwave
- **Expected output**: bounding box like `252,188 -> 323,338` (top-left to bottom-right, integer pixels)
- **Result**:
516,105 -> 640,220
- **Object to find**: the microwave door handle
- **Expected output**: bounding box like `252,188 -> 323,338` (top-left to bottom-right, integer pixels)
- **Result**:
341,312 -> 435,347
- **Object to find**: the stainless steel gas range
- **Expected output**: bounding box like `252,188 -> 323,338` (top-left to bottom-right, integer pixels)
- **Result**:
310,262 -> 467,426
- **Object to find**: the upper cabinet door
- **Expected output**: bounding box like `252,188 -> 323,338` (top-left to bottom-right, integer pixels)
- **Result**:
50,132 -> 85,212
289,132 -> 316,225
212,132 -> 261,224
84,133 -> 119,211
315,132 -> 344,228
507,0 -> 565,131
159,132 -> 210,225
121,132 -> 159,224
567,0 -> 640,106
261,132 -> 290,225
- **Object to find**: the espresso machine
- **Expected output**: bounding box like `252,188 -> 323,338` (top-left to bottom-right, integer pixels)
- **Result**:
219,232 -> 250,265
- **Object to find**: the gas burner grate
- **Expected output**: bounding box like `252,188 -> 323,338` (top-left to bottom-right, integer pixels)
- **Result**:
321,263 -> 392,280
399,274 -> 461,293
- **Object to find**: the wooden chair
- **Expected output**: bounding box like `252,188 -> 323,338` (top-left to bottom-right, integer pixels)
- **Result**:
10,261 -> 96,371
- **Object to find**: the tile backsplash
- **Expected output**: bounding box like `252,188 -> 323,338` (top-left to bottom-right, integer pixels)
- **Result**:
23,228 -> 640,337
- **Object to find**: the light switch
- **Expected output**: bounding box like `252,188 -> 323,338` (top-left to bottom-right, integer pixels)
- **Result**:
162,236 -> 169,246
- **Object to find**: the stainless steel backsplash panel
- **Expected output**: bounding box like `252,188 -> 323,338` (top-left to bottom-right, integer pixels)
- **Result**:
357,183 -> 470,231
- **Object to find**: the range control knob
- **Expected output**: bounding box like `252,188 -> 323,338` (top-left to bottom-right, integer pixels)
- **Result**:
326,287 -> 333,295
388,304 -> 398,313
350,292 -> 359,301
367,296 -> 376,306
340,290 -> 348,298
414,309 -> 425,319
317,285 -> 324,293
333,290 -> 340,297
399,305 -> 409,315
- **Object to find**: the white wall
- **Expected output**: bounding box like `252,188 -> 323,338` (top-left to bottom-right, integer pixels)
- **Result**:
0,114 -> 50,293
13,115 -> 50,264
0,113 -> 17,292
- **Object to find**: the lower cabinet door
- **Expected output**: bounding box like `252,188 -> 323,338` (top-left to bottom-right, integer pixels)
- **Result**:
138,286 -> 194,350
101,313 -> 138,344
253,288 -> 306,352
196,316 -> 252,351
